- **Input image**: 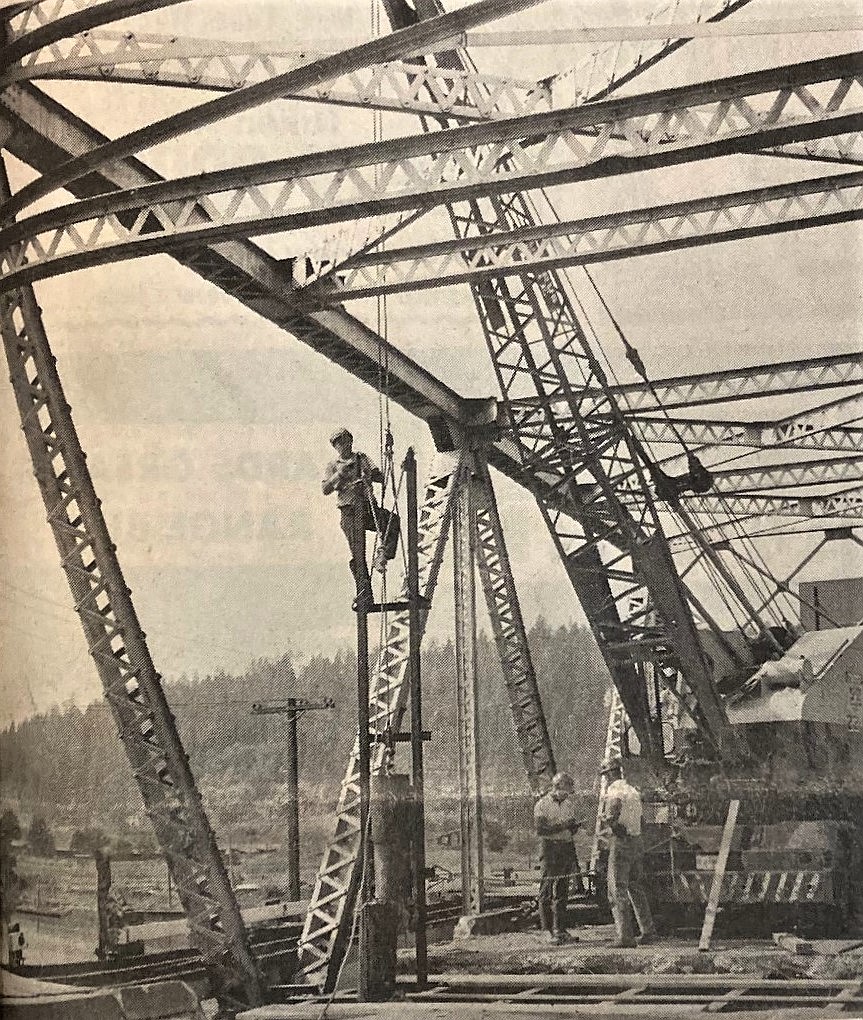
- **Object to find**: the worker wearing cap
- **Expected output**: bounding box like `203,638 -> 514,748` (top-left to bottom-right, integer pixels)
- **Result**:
322,428 -> 396,603
599,758 -> 657,948
534,772 -> 582,943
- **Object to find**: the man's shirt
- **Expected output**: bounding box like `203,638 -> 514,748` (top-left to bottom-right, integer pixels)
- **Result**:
606,778 -> 642,837
534,792 -> 578,843
325,453 -> 378,507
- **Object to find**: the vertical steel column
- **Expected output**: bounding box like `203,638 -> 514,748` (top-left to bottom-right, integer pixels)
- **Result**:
453,467 -> 485,917
0,158 -> 262,1011
405,448 -> 428,987
285,699 -> 301,903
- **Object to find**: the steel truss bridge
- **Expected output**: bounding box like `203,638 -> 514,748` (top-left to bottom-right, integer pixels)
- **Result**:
1,0 -> 861,1009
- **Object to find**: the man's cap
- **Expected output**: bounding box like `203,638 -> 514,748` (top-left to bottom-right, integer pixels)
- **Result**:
330,426 -> 352,445
551,771 -> 574,790
599,757 -> 622,775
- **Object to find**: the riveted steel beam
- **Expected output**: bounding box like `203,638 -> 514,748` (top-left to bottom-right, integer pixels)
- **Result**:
2,0 -> 553,218
599,353 -> 863,413
4,50 -> 861,289
710,456 -> 863,493
293,172 -> 863,304
0,154 -> 263,1012
1,0 -> 192,71
3,28 -> 553,121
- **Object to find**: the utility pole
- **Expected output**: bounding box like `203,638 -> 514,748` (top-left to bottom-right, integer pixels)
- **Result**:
251,698 -> 335,901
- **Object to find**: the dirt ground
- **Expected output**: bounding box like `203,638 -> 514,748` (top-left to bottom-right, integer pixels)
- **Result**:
406,926 -> 863,982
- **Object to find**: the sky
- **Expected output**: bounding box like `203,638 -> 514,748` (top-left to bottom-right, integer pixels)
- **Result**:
0,0 -> 861,726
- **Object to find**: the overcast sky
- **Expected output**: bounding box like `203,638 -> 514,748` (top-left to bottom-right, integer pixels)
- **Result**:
1,0 -> 861,726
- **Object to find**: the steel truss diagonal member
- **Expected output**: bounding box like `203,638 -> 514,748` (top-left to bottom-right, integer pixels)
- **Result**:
0,158 -> 262,1013
4,50 -> 862,288
298,451 -> 467,988
472,453 -> 555,790
294,172 -> 863,304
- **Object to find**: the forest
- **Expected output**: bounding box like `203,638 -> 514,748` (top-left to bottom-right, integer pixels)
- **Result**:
0,620 -> 611,844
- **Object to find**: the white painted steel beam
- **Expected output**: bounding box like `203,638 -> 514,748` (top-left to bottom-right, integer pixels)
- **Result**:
292,173 -> 863,304
2,0 -> 553,217
4,51 -> 862,289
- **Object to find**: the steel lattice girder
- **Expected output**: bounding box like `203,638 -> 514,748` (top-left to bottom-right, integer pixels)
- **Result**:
595,353 -> 863,412
0,83 -> 599,536
649,486 -> 863,521
297,451 -> 466,986
2,0 -> 553,219
292,172 -> 863,303
472,454 -> 555,790
0,157 -> 263,1013
2,28 -> 554,121
3,50 -> 862,288
710,456 -> 863,493
1,0 -> 192,70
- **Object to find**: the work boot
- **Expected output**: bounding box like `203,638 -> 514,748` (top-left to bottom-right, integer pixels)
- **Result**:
637,932 -> 659,945
609,938 -> 637,948
553,930 -> 578,944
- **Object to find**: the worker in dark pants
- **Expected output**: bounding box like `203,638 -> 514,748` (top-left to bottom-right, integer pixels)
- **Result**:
534,772 -> 582,944
322,427 -> 398,604
599,758 -> 658,948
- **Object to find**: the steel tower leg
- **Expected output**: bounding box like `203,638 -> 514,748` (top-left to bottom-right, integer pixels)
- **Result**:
453,466 -> 485,917
0,158 -> 262,1012
298,450 -> 468,988
472,453 -> 556,792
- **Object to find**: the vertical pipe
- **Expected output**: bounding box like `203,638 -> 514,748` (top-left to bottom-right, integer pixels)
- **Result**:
353,467 -> 372,920
406,448 -> 428,988
286,698 -> 301,902
453,468 -> 485,917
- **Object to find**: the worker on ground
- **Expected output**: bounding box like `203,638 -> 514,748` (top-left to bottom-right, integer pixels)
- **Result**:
322,427 -> 398,605
534,772 -> 582,944
7,923 -> 20,967
599,758 -> 658,948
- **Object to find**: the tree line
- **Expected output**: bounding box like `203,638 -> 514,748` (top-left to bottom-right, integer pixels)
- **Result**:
0,620 -> 611,839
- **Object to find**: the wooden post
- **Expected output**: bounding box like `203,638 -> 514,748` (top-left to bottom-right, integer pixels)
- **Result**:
699,799 -> 740,952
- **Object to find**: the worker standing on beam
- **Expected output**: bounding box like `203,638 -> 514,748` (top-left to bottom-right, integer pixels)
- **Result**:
599,758 -> 658,948
534,772 -> 582,944
322,427 -> 398,604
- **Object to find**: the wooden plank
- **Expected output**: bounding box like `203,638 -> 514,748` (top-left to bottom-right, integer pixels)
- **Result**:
699,799 -> 740,952
425,972 -> 860,991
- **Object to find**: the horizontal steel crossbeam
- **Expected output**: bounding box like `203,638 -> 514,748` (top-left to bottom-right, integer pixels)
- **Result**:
1,0 -> 191,70
3,51 -> 861,288
711,456 -> 863,493
2,28 -> 553,121
2,0 -> 552,217
293,172 -> 863,303
597,353 -> 863,412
